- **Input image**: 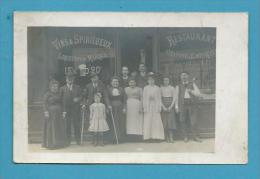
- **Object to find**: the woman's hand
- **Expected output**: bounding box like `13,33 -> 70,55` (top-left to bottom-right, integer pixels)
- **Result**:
81,105 -> 86,110
108,105 -> 112,111
123,108 -> 126,113
175,106 -> 179,113
44,111 -> 49,118
62,112 -> 67,119
73,97 -> 79,103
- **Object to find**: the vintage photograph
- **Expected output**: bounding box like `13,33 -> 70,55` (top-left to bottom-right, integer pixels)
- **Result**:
28,27 -> 216,153
13,12 -> 247,163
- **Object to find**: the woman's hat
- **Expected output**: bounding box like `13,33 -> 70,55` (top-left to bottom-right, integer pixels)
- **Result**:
147,72 -> 155,79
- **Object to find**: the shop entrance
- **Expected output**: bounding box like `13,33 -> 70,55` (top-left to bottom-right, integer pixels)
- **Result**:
120,28 -> 155,74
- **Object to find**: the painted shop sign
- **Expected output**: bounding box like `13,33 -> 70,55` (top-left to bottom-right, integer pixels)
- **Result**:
166,49 -> 215,60
165,32 -> 216,60
51,34 -> 114,62
51,34 -> 113,50
57,52 -> 112,63
65,64 -> 102,76
78,64 -> 102,76
166,32 -> 216,48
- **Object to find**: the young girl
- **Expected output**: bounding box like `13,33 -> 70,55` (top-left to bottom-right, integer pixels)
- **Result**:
160,76 -> 177,143
88,92 -> 109,146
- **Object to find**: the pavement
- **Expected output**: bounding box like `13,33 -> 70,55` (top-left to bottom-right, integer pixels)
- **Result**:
29,138 -> 214,153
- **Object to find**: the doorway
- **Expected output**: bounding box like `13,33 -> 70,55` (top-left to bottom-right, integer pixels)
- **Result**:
120,28 -> 154,74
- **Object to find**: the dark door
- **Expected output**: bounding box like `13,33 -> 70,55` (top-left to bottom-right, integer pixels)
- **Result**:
120,28 -> 154,73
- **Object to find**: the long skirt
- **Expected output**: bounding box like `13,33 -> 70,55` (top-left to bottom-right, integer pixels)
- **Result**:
109,99 -> 125,141
143,106 -> 165,140
161,97 -> 177,130
126,98 -> 143,135
42,105 -> 68,149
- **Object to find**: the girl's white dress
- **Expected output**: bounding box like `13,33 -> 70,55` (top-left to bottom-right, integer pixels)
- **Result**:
88,103 -> 109,132
125,86 -> 143,135
142,85 -> 165,140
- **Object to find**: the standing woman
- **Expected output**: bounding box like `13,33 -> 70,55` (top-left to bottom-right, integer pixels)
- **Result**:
143,72 -> 165,141
43,79 -> 68,149
125,77 -> 143,140
160,76 -> 177,143
107,76 -> 126,143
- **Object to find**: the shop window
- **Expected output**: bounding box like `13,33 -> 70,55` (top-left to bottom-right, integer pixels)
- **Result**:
158,28 -> 216,94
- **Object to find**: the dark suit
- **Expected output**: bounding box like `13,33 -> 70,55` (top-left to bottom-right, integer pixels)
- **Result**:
135,73 -> 147,88
84,80 -> 110,107
177,82 -> 200,139
120,76 -> 129,89
60,84 -> 82,144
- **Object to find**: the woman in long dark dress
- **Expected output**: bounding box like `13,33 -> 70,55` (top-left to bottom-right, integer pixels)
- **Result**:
107,76 -> 126,143
43,79 -> 68,149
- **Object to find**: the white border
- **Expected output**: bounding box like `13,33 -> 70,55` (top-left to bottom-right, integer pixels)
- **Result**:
13,12 -> 248,164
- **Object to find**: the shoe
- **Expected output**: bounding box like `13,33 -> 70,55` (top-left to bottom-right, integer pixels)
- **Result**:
193,137 -> 202,143
184,137 -> 189,143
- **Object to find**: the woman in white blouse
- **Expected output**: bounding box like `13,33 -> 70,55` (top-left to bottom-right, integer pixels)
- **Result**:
160,76 -> 177,143
142,72 -> 165,141
125,77 -> 143,137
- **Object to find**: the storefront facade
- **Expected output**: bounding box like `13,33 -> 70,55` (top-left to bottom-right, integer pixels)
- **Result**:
28,27 -> 216,142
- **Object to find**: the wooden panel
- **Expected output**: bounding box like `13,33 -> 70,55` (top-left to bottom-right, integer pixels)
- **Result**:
28,104 -> 45,143
196,100 -> 215,138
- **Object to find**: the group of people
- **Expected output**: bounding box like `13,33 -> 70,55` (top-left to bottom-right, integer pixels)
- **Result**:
42,63 -> 202,150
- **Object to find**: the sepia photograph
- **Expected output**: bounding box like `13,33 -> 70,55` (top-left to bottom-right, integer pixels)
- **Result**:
13,12 -> 247,163
28,27 -> 216,153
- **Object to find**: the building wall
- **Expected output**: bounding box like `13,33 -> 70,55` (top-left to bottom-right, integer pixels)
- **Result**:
28,27 -> 216,143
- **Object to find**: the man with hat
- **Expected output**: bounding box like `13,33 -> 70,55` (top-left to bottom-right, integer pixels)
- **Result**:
82,72 -> 110,109
60,68 -> 82,145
